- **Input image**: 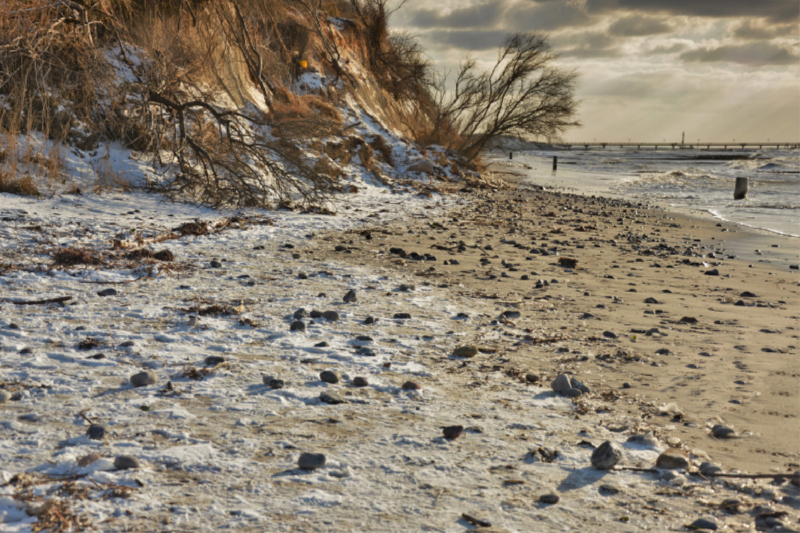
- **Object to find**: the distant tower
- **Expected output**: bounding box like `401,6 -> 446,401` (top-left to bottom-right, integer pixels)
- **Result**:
682,131 -> 685,146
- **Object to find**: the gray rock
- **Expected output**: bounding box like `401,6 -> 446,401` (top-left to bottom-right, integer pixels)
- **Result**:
298,452 -> 326,471
551,374 -> 573,393
290,320 -> 306,331
353,377 -> 369,387
602,331 -> 617,339
453,345 -> 478,358
86,424 -> 107,440
0,390 -> 11,403
398,284 -> 415,292
343,290 -> 357,303
689,518 -> 717,530
97,288 -> 117,297
627,433 -> 658,447
210,260 -> 222,268
19,347 -> 33,354
570,378 -> 590,394
407,158 -> 435,174
564,388 -> 583,398
599,484 -> 622,495
539,494 -> 559,504
320,391 -> 345,404
705,269 -> 720,276
320,371 -> 341,384
130,370 -> 157,387
712,424 -> 735,438
114,455 -> 140,470
309,310 -> 323,318
591,441 -> 622,470
77,453 -> 101,467
699,462 -> 722,475
322,311 -> 340,321
655,450 -> 689,470
204,355 -> 226,366
266,377 -> 285,389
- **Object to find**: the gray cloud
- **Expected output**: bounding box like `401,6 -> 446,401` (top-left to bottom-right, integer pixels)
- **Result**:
553,31 -> 621,58
680,42 -> 800,66
608,15 -> 671,36
733,21 -> 798,41
647,42 -> 688,55
508,2 -> 597,32
410,1 -> 508,29
585,0 -> 799,22
424,29 -> 511,51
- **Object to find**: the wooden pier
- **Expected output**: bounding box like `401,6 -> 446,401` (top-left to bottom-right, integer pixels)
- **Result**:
559,142 -> 799,150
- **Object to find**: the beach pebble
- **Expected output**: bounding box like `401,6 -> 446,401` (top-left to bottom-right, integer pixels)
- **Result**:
320,391 -> 345,404
343,290 -> 357,303
712,424 -> 735,438
539,494 -> 560,504
599,484 -> 622,495
322,311 -> 340,321
502,310 -> 521,319
453,345 -> 478,358
591,441 -> 622,470
294,309 -> 307,319
627,433 -> 658,447
689,517 -> 718,531
353,377 -> 369,387
290,320 -> 306,331
97,288 -> 117,297
602,331 -> 617,339
364,316 -> 376,325
401,381 -> 420,390
398,284 -> 415,292
443,425 -> 463,440
678,316 -> 698,324
551,374 -> 573,393
204,355 -> 225,366
86,424 -> 108,440
394,313 -> 412,319
130,370 -> 157,387
655,450 -> 689,470
309,310 -> 323,318
740,291 -> 757,298
699,462 -> 722,475
525,374 -> 539,383
570,378 -> 590,394
621,382 -> 631,389
564,388 -> 582,398
298,453 -> 326,471
320,370 -> 341,384
266,378 -> 285,389
114,455 -> 140,470
0,390 -> 11,403
644,297 -> 659,304
77,453 -> 101,467
210,260 -> 222,268
705,269 -> 719,276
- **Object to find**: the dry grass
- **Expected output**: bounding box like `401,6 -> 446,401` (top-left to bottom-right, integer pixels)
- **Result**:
0,169 -> 40,197
51,248 -> 106,267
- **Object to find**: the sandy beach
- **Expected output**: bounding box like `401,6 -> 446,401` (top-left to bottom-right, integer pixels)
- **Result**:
2,174 -> 798,532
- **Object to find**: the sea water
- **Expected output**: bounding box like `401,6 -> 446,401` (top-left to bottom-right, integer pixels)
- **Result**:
505,147 -> 800,238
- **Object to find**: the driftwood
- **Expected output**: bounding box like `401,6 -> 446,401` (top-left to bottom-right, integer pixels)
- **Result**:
620,466 -> 799,483
1,296 -> 72,305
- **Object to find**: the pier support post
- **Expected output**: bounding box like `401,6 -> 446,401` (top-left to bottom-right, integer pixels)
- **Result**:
552,156 -> 558,171
734,177 -> 749,200
509,152 -> 513,160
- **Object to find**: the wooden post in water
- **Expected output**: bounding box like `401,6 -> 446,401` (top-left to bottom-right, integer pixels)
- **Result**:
552,156 -> 558,171
734,177 -> 749,200
509,152 -> 513,160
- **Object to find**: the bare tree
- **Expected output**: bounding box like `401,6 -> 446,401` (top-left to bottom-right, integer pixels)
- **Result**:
432,33 -> 579,160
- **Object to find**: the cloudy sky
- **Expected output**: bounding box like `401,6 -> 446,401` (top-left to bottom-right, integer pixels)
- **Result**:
393,0 -> 800,143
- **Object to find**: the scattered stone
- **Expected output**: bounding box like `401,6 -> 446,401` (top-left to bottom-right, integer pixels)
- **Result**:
210,260 -> 222,268
644,297 -> 659,304
364,316 -> 376,325
712,424 -> 736,439
689,518 -> 718,531
356,347 -> 376,356
740,291 -> 757,298
627,433 -> 658,447
114,455 -> 140,470
130,370 -> 157,387
401,381 -> 421,390
678,316 -> 698,324
320,370 -> 341,384
204,355 -> 226,366
621,382 -> 631,389
539,494 -> 560,504
97,288 -> 117,297
602,331 -> 617,339
355,335 -> 372,342
564,388 -> 582,398
443,425 -> 463,440
320,391 -> 345,404
294,309 -> 307,319
699,462 -> 722,475
398,284 -> 415,292
297,272 -> 308,280
453,345 -> 478,358
720,498 -> 742,514
77,453 -> 101,467
266,378 -> 285,389
86,424 -> 107,440
558,257 -> 577,269
599,484 -> 621,495
314,341 -> 329,347
551,374 -> 573,393
655,450 -> 689,470
591,441 -> 622,470
502,310 -> 521,319
353,377 -> 369,387
343,290 -> 357,303
298,453 -> 326,471
309,310 -> 323,318
19,347 -> 33,354
394,313 -> 412,319
321,311 -> 340,321
525,374 -> 539,383
570,378 -> 590,394
290,320 -> 306,331
705,269 -> 720,276
0,390 -> 11,403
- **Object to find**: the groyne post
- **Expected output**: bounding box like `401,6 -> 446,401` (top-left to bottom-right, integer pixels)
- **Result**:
734,177 -> 749,200
552,156 -> 558,171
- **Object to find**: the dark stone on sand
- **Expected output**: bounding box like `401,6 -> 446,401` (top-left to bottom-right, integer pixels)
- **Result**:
310,310 -> 323,318
621,382 -> 631,389
210,260 -> 222,268
97,288 -> 117,297
314,341 -> 329,348
699,462 -> 722,476
298,272 -> 308,280
678,316 -> 698,324
298,453 -> 326,471
644,297 -> 659,304
320,391 -> 345,404
290,321 -> 306,331
320,371 -> 341,384
453,346 -> 478,358
591,441 -> 622,470
502,310 -> 521,319
353,377 -> 369,387
564,388 -> 582,398
689,518 -> 717,531
401,381 -> 421,390
655,450 -> 689,470
655,348 -> 671,355
394,313 -> 411,319
525,374 -> 539,383
114,455 -> 140,470
343,289 -> 357,303
398,284 -> 415,292
130,370 -> 157,387
443,425 -> 463,440
364,316 -> 376,324
602,331 -> 617,339
740,291 -> 757,298
712,424 -> 735,438
204,355 -> 226,366
268,378 -> 285,389
322,311 -> 340,321
599,484 -> 621,495
294,309 -> 307,319
77,453 -> 101,467
87,424 -> 107,440
539,494 -> 560,504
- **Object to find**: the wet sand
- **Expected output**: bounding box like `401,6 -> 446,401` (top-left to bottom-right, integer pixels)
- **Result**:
316,180 -> 800,475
